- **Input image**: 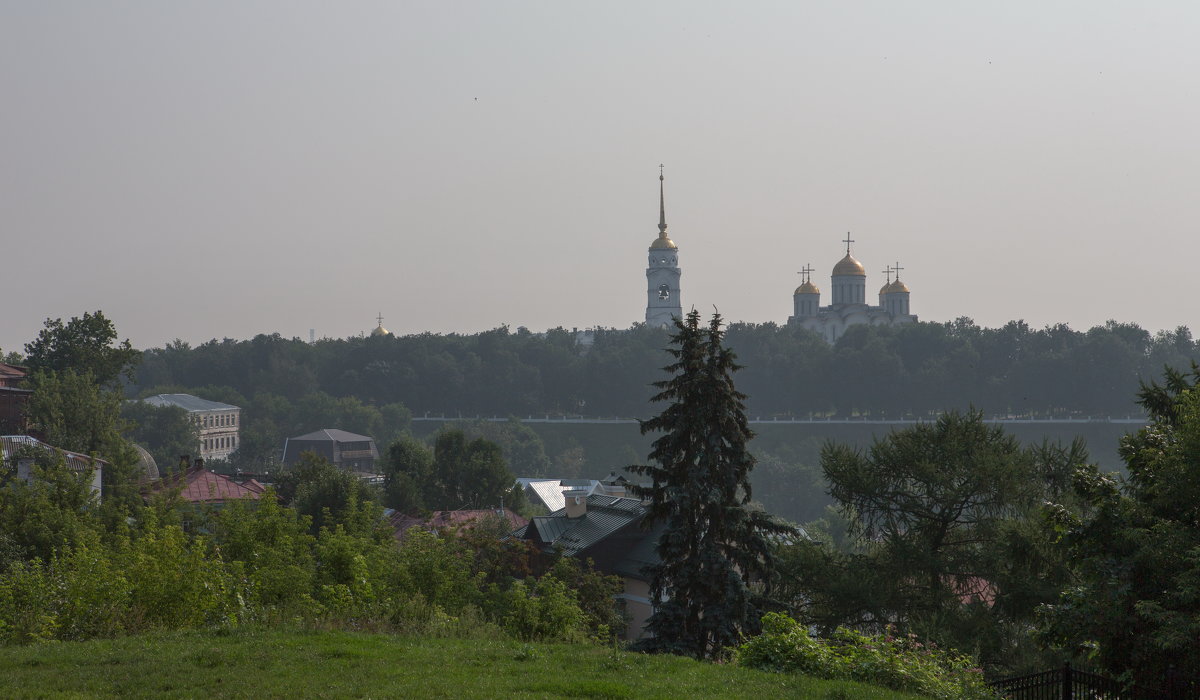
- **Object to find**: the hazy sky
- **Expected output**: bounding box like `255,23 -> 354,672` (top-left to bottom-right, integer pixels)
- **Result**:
3,2 -> 1197,352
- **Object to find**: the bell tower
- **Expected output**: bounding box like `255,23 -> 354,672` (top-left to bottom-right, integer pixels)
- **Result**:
645,165 -> 682,327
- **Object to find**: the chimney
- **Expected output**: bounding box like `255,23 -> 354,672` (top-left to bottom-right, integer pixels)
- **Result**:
564,488 -> 589,518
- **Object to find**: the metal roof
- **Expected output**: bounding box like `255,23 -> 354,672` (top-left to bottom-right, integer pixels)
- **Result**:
527,494 -> 648,557
289,428 -> 374,443
1,435 -> 109,472
142,393 -> 239,412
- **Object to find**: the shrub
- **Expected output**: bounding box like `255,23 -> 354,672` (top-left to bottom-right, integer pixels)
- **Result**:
737,613 -> 994,700
497,575 -> 587,643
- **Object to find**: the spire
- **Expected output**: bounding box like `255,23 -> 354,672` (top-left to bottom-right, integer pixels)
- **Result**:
648,165 -> 676,250
658,164 -> 668,236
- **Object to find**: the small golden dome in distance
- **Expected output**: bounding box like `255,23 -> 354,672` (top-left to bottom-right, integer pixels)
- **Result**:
371,324 -> 392,337
889,279 -> 910,293
795,280 -> 820,295
650,235 -> 677,250
832,253 -> 866,276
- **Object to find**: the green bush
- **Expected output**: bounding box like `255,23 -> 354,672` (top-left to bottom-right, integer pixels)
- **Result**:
736,613 -> 995,700
497,575 -> 587,642
0,560 -> 59,644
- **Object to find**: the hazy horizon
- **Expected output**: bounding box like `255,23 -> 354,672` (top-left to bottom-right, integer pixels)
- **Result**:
4,2 -> 1197,352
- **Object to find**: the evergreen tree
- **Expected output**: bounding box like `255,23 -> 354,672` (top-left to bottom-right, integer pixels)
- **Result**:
1041,363 -> 1200,686
630,310 -> 791,659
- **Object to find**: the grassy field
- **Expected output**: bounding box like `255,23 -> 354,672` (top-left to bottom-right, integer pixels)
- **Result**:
0,628 -> 927,699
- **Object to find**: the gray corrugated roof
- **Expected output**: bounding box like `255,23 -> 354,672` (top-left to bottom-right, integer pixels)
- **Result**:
142,393 -> 239,412
1,435 -> 109,472
529,494 -> 648,557
527,480 -> 567,512
290,428 -> 374,442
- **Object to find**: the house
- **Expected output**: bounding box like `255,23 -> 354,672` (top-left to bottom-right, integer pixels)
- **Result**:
141,393 -> 240,461
144,458 -> 265,507
514,492 -> 663,641
0,363 -> 32,433
1,434 -> 106,498
281,429 -> 379,472
388,508 -> 528,541
518,472 -> 631,512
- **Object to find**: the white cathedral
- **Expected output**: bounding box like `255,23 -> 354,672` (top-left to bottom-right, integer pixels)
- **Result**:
787,235 -> 917,343
642,171 -> 916,342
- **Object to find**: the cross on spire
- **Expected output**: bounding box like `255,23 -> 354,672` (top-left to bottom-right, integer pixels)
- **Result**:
843,232 -> 855,254
376,312 -> 384,326
799,264 -> 815,283
882,266 -> 893,284
892,261 -> 904,279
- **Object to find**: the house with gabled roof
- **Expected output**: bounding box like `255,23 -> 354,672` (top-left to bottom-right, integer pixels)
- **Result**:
281,428 -> 379,472
141,393 -> 240,461
1,434 -> 107,499
514,491 -> 663,641
144,459 -> 265,508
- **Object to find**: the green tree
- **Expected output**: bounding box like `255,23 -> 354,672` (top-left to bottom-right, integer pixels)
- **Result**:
24,370 -> 126,457
121,401 -> 199,472
809,410 -> 1077,674
822,411 -> 1037,619
381,436 -> 434,513
1040,364 -> 1200,686
629,310 -> 792,659
274,451 -> 382,536
23,312 -> 139,387
389,430 -> 526,512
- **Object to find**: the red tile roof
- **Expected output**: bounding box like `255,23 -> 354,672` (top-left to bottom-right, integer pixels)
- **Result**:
149,465 -> 264,504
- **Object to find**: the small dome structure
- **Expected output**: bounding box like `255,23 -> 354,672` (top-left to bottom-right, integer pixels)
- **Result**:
889,279 -> 910,293
832,253 -> 866,276
795,280 -> 820,295
132,443 -> 160,481
370,313 -> 392,337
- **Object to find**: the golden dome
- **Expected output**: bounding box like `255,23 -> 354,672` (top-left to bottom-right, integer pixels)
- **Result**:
794,280 -> 820,295
371,324 -> 392,337
832,253 -> 866,276
650,234 -> 677,250
889,279 -> 910,293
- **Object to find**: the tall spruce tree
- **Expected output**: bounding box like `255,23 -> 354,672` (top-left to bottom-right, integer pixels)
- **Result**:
630,310 -> 791,659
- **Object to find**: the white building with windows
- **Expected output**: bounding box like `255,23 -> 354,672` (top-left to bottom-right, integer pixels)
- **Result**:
142,393 -> 241,461
645,168 -> 682,328
787,236 -> 917,343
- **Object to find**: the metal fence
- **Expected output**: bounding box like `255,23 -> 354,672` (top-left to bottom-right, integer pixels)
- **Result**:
989,663 -> 1199,700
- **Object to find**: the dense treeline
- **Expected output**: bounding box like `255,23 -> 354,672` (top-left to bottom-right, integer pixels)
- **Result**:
133,319 -> 1199,419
